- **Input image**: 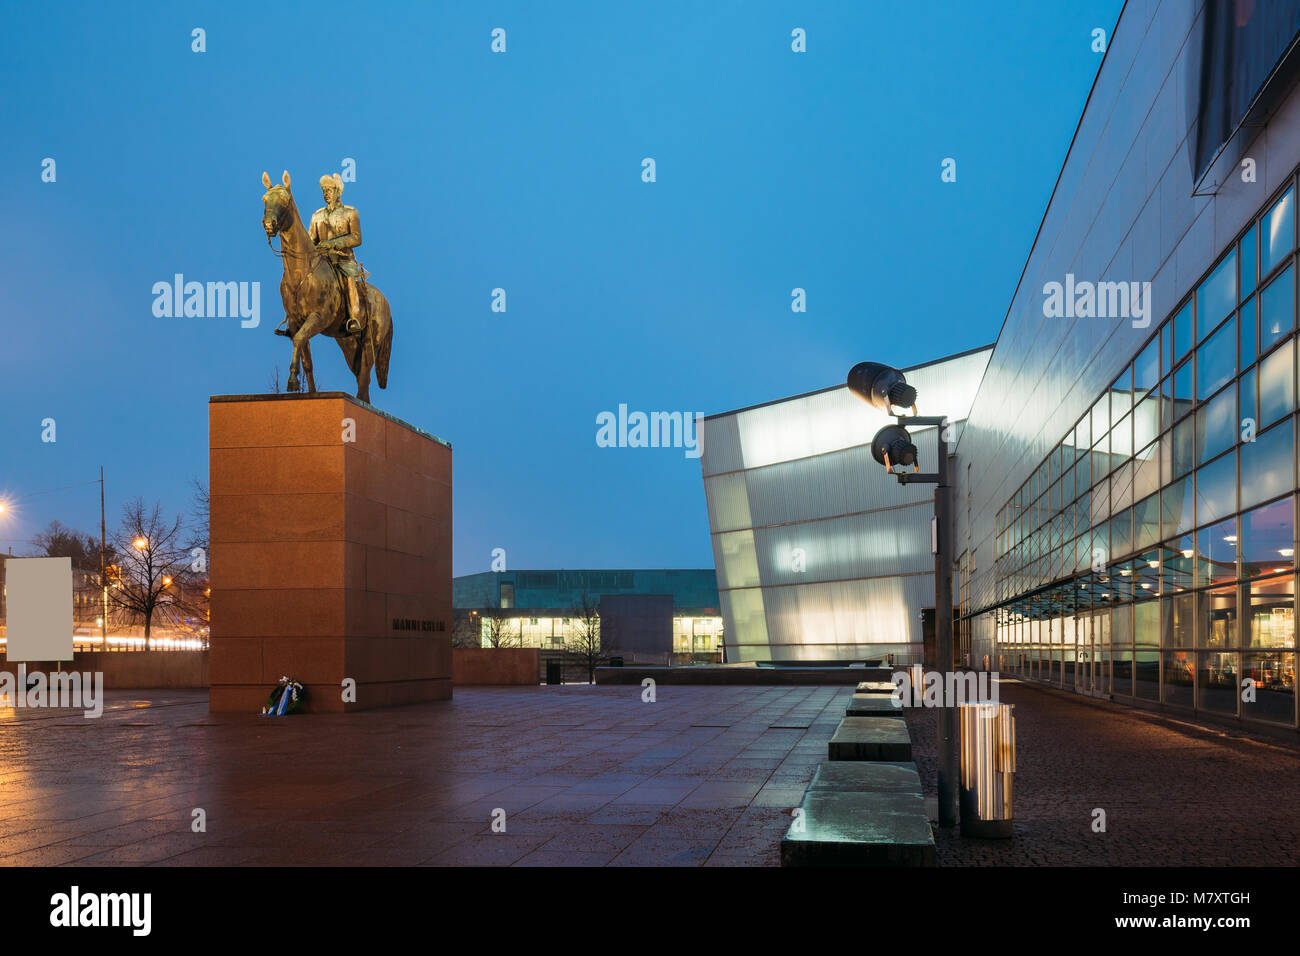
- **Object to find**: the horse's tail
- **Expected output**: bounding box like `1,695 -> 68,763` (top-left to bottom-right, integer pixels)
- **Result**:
374,298 -> 393,390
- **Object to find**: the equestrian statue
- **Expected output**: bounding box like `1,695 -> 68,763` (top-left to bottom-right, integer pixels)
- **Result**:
260,170 -> 393,403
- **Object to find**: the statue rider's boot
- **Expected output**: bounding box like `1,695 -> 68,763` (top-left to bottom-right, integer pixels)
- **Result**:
345,279 -> 365,335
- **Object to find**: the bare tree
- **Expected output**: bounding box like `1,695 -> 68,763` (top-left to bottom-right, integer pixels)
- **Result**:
482,606 -> 519,648
189,478 -> 210,555
451,609 -> 482,648
268,364 -> 283,394
107,498 -> 203,649
564,591 -> 609,684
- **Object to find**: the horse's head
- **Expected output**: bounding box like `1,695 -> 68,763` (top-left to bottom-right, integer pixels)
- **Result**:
260,170 -> 295,240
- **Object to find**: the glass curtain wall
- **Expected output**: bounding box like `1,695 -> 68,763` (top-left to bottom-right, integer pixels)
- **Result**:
993,174 -> 1299,730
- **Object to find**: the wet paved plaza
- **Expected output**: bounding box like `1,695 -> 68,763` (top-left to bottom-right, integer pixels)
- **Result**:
3,679 -> 1298,866
0,685 -> 845,866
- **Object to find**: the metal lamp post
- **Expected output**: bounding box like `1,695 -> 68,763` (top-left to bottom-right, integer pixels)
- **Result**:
848,362 -> 958,829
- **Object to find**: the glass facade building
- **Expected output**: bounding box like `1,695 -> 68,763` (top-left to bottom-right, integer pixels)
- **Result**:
700,347 -> 991,663
993,178 -> 1298,726
955,0 -> 1300,736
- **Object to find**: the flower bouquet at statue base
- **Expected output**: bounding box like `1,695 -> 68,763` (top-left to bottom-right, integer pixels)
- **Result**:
261,676 -> 306,716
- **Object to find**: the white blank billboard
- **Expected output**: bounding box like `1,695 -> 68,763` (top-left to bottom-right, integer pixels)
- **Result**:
6,557 -> 74,661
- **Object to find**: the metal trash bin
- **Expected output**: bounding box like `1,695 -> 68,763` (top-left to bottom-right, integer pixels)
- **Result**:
546,661 -> 563,685
959,702 -> 1015,838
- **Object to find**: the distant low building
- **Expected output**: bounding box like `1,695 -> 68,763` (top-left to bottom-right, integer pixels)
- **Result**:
452,569 -> 723,661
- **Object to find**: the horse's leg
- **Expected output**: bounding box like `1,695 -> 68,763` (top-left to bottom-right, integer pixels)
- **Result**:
286,349 -> 301,392
301,339 -> 316,393
286,317 -> 303,392
290,311 -> 331,396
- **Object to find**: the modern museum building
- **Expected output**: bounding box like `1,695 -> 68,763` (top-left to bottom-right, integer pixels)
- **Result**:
703,1 -> 1300,735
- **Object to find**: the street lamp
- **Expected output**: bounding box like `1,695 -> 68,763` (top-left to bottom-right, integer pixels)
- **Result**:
133,537 -> 148,550
848,360 -> 958,830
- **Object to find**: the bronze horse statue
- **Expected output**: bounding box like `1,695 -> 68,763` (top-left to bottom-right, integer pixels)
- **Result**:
260,170 -> 393,402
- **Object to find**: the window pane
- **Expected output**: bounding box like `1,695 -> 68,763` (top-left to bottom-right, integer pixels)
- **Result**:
1165,594 -> 1195,646
1163,536 -> 1195,592
1241,365 -> 1258,435
1241,223 -> 1258,299
1133,438 -> 1160,501
1112,460 -> 1135,517
1137,548 -> 1162,595
1174,299 -> 1194,362
1162,474 -> 1195,538
1262,186 -> 1295,276
1199,650 -> 1239,713
1197,516 -> 1238,585
1246,574 -> 1295,649
1135,650 -> 1160,700
1194,451 -> 1237,527
1159,373 -> 1175,431
1163,651 -> 1195,707
1135,337 -> 1160,392
1197,248 -> 1237,341
1242,651 -> 1295,723
1260,264 -> 1294,348
1112,370 -> 1133,427
1201,586 -> 1237,649
1260,339 -> 1295,427
1112,412 -> 1133,459
1136,600 -> 1160,645
1172,414 -> 1195,478
1197,314 -> 1236,399
1134,492 -> 1161,550
1241,296 -> 1257,364
1195,384 -> 1235,465
1134,390 -> 1160,449
1173,357 -> 1194,409
1242,497 -> 1294,578
1091,394 -> 1109,443
1091,435 -> 1111,482
1241,418 -> 1294,511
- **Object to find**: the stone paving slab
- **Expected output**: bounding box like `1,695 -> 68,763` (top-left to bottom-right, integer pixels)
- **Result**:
828,716 -> 912,761
780,791 -> 935,867
0,685 -> 851,867
807,760 -> 922,794
846,693 -> 904,717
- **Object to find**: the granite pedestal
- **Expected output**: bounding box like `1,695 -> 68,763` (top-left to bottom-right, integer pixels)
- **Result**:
208,393 -> 452,712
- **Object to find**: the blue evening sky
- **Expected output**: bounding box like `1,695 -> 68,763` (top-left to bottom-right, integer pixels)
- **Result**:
1,0 -> 1123,574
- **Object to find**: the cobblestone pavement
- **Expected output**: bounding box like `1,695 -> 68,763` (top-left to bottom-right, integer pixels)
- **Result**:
904,678 -> 1300,865
0,685 -> 847,866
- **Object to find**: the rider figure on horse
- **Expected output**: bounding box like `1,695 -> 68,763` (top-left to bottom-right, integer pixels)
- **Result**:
309,173 -> 368,334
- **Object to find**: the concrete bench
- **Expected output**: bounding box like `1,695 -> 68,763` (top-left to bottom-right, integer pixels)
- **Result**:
807,760 -> 922,794
828,716 -> 912,761
856,681 -> 896,694
846,693 -> 904,717
781,790 -> 935,866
